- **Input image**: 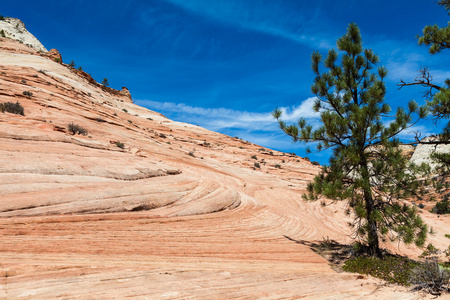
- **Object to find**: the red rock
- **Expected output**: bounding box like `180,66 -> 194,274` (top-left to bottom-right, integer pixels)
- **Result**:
46,48 -> 62,63
0,36 -> 446,300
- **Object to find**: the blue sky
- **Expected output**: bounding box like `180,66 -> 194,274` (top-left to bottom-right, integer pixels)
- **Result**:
3,0 -> 449,164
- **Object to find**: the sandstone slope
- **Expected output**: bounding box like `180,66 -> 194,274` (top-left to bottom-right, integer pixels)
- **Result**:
0,18 -> 47,52
0,37 -> 448,299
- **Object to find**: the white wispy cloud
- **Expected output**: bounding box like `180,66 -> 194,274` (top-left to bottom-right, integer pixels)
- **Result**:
136,97 -> 319,132
372,38 -> 450,85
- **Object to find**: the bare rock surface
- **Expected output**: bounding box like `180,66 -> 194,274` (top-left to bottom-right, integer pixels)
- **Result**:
0,37 -> 447,299
0,18 -> 47,52
410,136 -> 450,169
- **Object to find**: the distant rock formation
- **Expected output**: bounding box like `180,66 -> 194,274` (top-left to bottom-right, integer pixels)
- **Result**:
410,136 -> 450,169
46,48 -> 62,63
0,17 -> 47,52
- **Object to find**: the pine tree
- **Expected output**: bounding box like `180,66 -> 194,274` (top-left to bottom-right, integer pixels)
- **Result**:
102,78 -> 109,87
273,23 -> 428,256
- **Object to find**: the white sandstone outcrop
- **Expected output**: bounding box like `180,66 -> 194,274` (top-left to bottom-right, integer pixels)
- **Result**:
0,17 -> 47,52
410,136 -> 450,169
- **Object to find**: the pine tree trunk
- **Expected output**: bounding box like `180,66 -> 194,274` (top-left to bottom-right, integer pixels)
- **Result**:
361,158 -> 380,256
364,191 -> 380,256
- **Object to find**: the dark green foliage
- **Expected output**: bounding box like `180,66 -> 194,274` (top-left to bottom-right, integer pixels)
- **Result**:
22,91 -> 33,97
68,61 -> 76,68
311,161 -> 320,166
115,141 -> 125,149
54,58 -> 61,63
188,151 -> 195,157
159,133 -> 167,138
274,164 -> 281,169
431,152 -> 450,175
419,243 -> 439,258
251,155 -> 257,160
101,78 -> 109,87
273,24 -> 428,256
343,255 -> 419,286
254,162 -> 261,169
418,1 -> 450,55
0,101 -> 24,115
0,29 -> 5,38
122,108 -> 128,113
0,15 -> 5,21
435,198 -> 450,214
68,123 -> 88,135
78,66 -> 83,71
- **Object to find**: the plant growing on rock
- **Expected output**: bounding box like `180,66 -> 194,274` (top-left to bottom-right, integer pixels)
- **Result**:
410,259 -> 450,295
68,123 -> 88,135
0,101 -> 24,115
273,23 -> 428,256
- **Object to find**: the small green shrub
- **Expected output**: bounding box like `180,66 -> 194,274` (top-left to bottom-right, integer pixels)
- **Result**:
188,151 -> 195,157
343,255 -> 419,286
251,155 -> 257,160
420,244 -> 439,259
22,91 -> 33,97
274,164 -> 281,168
0,29 -> 5,38
68,123 -> 88,135
418,203 -> 425,209
0,15 -> 5,21
435,199 -> 450,214
159,133 -> 167,138
312,161 -> 320,166
122,108 -> 128,113
54,58 -> 61,63
115,141 -> 125,149
1,101 -> 25,115
254,162 -> 261,169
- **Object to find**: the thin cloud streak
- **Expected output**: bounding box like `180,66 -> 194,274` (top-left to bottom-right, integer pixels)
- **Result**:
159,0 -> 333,49
136,97 -> 319,132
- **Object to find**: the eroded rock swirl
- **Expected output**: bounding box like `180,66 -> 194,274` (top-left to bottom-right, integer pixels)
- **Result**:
0,37 -> 447,299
